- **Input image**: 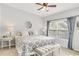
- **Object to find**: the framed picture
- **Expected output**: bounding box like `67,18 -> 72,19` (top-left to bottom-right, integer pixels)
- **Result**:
25,21 -> 32,29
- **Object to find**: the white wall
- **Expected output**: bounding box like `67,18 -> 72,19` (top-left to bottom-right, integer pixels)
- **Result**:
0,4 -> 3,33
45,7 -> 79,21
0,4 -> 44,33
0,4 -> 1,27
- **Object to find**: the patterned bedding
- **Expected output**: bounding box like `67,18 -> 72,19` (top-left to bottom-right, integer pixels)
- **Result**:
17,36 -> 55,56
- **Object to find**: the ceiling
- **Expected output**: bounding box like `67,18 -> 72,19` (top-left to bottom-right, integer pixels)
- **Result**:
4,3 -> 79,17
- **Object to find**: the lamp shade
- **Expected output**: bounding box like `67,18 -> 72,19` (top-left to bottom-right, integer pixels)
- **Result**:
6,24 -> 14,32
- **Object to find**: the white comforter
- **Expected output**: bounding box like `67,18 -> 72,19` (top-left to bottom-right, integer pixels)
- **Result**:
17,36 -> 55,56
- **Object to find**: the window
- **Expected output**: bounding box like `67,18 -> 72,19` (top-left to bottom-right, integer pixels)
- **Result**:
48,19 -> 68,39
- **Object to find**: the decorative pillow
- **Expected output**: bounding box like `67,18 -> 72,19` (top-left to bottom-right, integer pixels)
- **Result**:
15,32 -> 22,36
22,31 -> 29,37
28,30 -> 34,36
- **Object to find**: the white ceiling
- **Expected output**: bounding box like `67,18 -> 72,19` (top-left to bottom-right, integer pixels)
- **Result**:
5,3 -> 79,17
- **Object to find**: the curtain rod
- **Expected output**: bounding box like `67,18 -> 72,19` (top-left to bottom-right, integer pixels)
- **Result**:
48,15 -> 79,22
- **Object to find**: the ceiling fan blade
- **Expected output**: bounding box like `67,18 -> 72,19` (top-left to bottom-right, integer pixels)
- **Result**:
37,7 -> 43,10
36,3 -> 43,6
48,5 -> 56,7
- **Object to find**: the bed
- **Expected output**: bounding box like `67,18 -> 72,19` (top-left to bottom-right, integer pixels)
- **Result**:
15,35 -> 55,56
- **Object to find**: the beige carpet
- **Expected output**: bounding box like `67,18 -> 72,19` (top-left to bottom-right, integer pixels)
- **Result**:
0,47 -> 79,56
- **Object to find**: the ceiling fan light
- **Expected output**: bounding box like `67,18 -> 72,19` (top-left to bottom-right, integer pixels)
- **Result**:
46,7 -> 48,11
41,6 -> 49,11
41,6 -> 46,10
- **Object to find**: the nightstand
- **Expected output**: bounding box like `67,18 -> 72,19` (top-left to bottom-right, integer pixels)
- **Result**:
1,37 -> 14,49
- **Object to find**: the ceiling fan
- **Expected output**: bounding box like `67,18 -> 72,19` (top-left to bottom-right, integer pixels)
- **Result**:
36,3 -> 56,12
